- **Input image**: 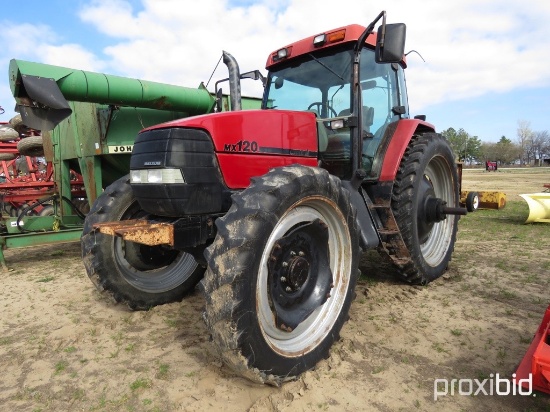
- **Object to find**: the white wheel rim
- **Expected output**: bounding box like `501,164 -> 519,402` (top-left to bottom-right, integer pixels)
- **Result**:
256,196 -> 352,356
420,157 -> 456,267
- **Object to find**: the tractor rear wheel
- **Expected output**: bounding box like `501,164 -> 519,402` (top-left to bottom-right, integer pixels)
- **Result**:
203,165 -> 360,385
391,133 -> 459,284
81,175 -> 205,310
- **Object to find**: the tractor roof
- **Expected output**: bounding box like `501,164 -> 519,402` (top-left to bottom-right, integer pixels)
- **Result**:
265,24 -> 378,69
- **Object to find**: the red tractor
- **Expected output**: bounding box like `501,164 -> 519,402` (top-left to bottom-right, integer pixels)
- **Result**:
80,11 -> 466,384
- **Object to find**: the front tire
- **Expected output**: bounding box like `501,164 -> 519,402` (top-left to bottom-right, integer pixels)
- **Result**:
203,165 -> 360,384
81,175 -> 205,310
391,133 -> 459,284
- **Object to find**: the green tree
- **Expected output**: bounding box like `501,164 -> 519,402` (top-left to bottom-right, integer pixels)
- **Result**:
481,136 -> 521,165
464,135 -> 482,163
441,127 -> 481,163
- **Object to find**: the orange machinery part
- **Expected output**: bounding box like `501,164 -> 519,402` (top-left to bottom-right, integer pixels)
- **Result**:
515,304 -> 550,394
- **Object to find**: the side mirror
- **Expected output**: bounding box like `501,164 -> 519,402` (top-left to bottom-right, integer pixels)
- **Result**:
274,77 -> 284,89
375,23 -> 406,63
240,70 -> 266,87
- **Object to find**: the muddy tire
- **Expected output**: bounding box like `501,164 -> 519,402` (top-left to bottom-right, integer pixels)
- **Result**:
203,165 -> 360,385
81,175 -> 205,310
391,133 -> 459,284
17,136 -> 44,157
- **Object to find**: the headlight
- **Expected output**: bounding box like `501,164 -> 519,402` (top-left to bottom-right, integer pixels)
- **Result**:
130,169 -> 185,184
130,170 -> 142,183
147,169 -> 162,183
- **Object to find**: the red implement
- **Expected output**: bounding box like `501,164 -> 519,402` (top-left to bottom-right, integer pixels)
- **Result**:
515,304 -> 550,394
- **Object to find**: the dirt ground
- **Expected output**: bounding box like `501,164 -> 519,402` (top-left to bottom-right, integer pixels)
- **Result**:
1,167 -> 549,412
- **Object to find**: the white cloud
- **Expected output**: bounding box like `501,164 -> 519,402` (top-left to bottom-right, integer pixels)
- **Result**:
0,20 -> 109,120
39,44 -> 106,72
2,0 -> 550,126
0,22 -> 58,59
387,0 -> 550,110
72,0 -> 550,112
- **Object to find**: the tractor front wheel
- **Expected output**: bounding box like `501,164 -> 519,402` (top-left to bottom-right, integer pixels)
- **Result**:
202,165 -> 360,385
81,175 -> 205,310
392,133 -> 459,284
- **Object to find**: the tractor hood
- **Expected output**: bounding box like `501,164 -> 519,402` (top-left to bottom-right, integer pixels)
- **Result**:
141,109 -> 319,157
137,110 -> 319,189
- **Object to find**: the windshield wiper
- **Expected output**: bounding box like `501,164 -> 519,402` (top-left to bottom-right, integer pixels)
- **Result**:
307,53 -> 345,82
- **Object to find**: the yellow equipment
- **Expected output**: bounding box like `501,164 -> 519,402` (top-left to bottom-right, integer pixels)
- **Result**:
520,192 -> 550,223
461,191 -> 506,210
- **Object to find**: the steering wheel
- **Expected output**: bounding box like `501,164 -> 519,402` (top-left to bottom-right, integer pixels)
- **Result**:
307,102 -> 338,118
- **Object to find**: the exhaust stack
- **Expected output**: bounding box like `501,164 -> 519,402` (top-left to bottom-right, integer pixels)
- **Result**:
222,51 -> 242,111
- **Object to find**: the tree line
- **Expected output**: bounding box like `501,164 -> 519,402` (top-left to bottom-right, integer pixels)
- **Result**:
441,120 -> 550,166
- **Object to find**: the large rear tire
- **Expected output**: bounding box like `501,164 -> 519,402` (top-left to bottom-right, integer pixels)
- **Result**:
391,133 -> 459,284
203,165 -> 360,385
81,175 -> 205,310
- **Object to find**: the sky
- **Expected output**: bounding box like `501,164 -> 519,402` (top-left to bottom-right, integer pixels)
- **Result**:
1,0 -> 549,143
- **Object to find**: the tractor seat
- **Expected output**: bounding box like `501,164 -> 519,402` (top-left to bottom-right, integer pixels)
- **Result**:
308,110 -> 328,152
338,106 -> 374,135
321,106 -> 375,160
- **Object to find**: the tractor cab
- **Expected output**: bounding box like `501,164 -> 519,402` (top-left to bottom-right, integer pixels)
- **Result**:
262,19 -> 408,180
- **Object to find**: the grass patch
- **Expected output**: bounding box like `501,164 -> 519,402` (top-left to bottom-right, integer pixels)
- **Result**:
0,337 -> 12,345
165,318 -> 178,328
130,377 -> 152,391
156,363 -> 170,380
36,276 -> 55,283
54,360 -> 69,375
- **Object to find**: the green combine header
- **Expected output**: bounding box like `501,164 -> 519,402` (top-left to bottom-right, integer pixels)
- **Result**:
1,58 -> 261,268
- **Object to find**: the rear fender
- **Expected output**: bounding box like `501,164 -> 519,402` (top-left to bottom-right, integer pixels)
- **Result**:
378,119 -> 435,182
